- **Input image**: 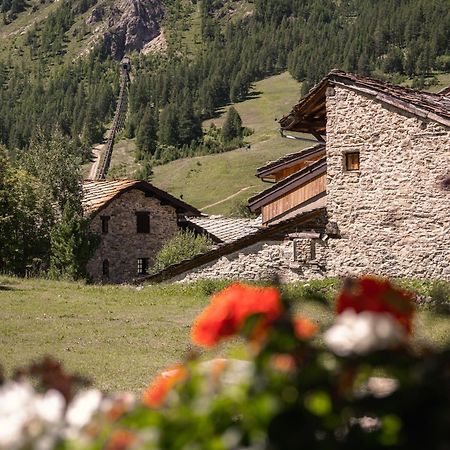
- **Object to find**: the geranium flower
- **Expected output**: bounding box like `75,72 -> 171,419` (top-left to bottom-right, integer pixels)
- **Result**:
336,277 -> 415,333
142,365 -> 187,408
293,316 -> 318,339
324,310 -> 407,356
106,430 -> 137,450
191,283 -> 282,347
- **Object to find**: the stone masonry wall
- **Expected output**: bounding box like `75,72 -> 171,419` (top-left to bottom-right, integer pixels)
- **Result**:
325,86 -> 450,280
87,189 -> 179,283
171,239 -> 327,283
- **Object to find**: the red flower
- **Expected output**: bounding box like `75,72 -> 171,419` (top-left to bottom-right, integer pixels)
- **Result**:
336,277 -> 415,333
191,283 -> 282,347
293,316 -> 318,339
142,365 -> 187,408
106,430 -> 136,450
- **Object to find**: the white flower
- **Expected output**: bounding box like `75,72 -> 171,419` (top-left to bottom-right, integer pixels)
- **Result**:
65,389 -> 102,430
35,390 -> 65,425
0,382 -> 35,449
324,310 -> 406,356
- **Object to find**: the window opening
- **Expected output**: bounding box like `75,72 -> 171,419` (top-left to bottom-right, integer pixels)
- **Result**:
102,259 -> 109,277
136,212 -> 150,233
101,216 -> 110,234
345,152 -> 360,171
137,258 -> 149,275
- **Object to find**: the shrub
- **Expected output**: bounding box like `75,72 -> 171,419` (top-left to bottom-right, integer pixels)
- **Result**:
152,229 -> 213,272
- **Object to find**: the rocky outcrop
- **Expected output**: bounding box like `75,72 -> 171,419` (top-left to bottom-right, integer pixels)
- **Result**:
87,0 -> 164,60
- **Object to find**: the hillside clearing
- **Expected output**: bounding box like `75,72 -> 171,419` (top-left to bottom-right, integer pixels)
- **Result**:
0,276 -> 448,393
150,72 -> 307,214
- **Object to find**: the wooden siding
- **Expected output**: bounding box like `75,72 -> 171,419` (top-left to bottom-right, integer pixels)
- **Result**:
274,154 -> 325,181
262,173 -> 327,225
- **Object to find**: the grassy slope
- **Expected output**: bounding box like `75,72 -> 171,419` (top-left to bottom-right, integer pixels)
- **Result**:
151,72 -> 307,214
0,276 -> 448,392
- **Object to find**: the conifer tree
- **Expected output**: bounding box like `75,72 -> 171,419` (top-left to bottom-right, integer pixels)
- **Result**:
158,104 -> 179,147
136,108 -> 157,159
221,107 -> 243,143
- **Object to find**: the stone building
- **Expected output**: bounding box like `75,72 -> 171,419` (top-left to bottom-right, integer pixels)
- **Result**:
278,70 -> 450,280
142,70 -> 450,283
82,179 -> 200,283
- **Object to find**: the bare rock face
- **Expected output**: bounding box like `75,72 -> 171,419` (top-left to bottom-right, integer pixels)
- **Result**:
96,0 -> 164,59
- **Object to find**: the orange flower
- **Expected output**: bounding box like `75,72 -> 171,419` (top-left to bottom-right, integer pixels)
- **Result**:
293,316 -> 318,339
271,354 -> 296,372
337,277 -> 415,333
106,430 -> 136,450
191,283 -> 282,347
142,365 -> 187,408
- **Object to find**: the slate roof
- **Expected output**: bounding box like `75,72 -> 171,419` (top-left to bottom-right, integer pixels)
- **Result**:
248,157 -> 327,212
280,70 -> 450,132
187,216 -> 260,244
256,144 -> 326,179
82,179 -> 201,216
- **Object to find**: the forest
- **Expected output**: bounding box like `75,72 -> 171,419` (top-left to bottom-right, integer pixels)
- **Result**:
1,0 -> 449,163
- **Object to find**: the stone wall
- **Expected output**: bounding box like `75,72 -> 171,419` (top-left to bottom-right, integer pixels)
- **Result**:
87,189 -> 179,283
325,86 -> 450,280
171,239 -> 327,283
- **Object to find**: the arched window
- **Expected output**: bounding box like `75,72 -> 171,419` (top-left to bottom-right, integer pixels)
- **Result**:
102,259 -> 109,278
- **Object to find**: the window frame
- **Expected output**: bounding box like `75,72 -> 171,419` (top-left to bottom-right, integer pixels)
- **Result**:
137,257 -> 149,275
136,211 -> 150,234
344,151 -> 360,172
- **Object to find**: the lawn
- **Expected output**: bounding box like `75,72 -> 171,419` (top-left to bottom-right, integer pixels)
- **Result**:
0,276 -> 448,393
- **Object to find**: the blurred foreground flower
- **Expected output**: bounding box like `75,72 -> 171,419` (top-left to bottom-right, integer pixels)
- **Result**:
325,278 -> 414,356
293,315 -> 318,339
0,381 -> 65,450
324,310 -> 407,356
337,277 -> 414,333
142,365 -> 187,408
191,283 -> 282,347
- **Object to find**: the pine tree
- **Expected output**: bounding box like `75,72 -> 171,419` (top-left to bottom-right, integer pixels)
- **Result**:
221,107 -> 243,143
158,104 -> 179,147
136,108 -> 157,159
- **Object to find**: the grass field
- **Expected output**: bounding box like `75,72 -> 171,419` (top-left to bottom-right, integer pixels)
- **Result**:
1,276 -> 449,393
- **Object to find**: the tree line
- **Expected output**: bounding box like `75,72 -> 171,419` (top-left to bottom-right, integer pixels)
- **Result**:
1,0 -> 450,165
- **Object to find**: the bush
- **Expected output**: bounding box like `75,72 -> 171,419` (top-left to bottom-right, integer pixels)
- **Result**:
152,229 -> 213,272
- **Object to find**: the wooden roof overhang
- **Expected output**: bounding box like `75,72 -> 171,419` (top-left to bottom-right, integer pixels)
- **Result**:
137,207 -> 326,284
279,78 -> 328,134
248,157 -> 327,213
280,70 -> 450,134
255,143 -> 326,179
82,179 -> 201,218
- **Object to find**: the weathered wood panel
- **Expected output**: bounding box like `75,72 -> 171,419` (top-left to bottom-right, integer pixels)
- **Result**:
262,173 -> 326,224
274,153 -> 325,181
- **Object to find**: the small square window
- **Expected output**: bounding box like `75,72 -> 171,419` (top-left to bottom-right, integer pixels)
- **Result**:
345,152 -> 360,171
137,258 -> 149,275
101,216 -> 110,234
136,212 -> 150,233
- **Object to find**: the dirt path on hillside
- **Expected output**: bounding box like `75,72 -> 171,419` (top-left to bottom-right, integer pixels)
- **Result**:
202,186 -> 256,210
88,144 -> 104,180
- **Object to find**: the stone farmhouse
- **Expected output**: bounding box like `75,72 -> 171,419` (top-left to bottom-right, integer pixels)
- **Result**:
82,179 -> 200,283
143,70 -> 450,283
